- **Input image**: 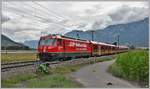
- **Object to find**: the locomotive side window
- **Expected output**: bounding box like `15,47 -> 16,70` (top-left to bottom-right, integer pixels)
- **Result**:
57,39 -> 62,46
39,38 -> 56,46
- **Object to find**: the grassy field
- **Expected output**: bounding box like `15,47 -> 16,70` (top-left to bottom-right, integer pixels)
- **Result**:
2,73 -> 82,88
2,56 -> 113,88
1,64 -> 83,88
1,73 -> 37,87
109,50 -> 149,87
26,74 -> 82,88
1,53 -> 37,63
1,53 -> 112,64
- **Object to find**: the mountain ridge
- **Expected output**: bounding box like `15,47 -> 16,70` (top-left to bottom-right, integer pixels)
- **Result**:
1,34 -> 30,50
65,17 -> 149,47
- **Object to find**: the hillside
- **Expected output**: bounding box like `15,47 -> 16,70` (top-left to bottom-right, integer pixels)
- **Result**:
1,34 -> 30,50
65,18 -> 149,47
24,40 -> 38,49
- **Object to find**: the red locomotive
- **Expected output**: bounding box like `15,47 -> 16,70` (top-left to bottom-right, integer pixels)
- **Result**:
37,34 -> 129,61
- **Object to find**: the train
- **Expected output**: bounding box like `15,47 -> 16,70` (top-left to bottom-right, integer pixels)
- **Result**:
37,34 -> 129,61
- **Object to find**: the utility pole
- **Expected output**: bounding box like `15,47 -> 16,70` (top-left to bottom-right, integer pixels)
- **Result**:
3,40 -> 7,54
76,31 -> 79,39
91,30 -> 95,41
117,35 -> 120,48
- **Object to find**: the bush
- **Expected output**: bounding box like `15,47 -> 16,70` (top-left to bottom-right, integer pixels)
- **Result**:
109,50 -> 149,83
36,63 -> 51,75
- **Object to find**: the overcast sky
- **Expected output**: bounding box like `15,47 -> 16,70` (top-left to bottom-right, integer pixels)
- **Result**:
2,1 -> 149,42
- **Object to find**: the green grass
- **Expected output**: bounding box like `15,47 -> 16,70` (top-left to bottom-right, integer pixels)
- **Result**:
96,57 -> 113,62
27,74 -> 81,88
50,65 -> 82,74
1,73 -> 37,88
89,57 -> 113,64
2,56 -> 113,88
2,73 -> 81,88
109,50 -> 149,85
1,64 -> 83,88
1,53 -> 37,63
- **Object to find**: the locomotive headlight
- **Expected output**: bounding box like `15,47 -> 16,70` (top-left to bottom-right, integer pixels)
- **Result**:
43,47 -> 46,52
48,47 -> 51,49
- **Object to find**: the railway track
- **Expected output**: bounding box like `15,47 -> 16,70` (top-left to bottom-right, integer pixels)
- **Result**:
1,55 -> 115,73
1,55 -> 116,80
1,61 -> 38,72
1,60 -> 61,72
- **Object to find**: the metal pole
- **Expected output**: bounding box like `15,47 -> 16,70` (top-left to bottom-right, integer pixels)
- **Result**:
117,35 -> 119,48
91,31 -> 94,41
92,31 -> 93,41
76,31 -> 79,39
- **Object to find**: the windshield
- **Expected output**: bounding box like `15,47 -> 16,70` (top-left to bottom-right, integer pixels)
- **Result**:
39,38 -> 56,46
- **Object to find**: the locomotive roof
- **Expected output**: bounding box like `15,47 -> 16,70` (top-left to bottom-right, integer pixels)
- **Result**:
61,35 -> 88,41
41,34 -> 128,48
91,41 -> 116,47
43,34 -> 90,42
118,45 -> 129,48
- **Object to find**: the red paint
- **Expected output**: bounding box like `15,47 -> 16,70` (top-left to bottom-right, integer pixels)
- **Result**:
37,34 -> 129,56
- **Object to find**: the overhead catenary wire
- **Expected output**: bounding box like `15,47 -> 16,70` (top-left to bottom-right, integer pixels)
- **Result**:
8,2 -> 70,21
32,2 -> 71,20
23,2 -> 61,20
30,1 -> 75,29
17,2 -> 72,28
3,6 -> 58,26
3,2 -> 76,31
5,2 -> 52,21
3,6 -> 50,23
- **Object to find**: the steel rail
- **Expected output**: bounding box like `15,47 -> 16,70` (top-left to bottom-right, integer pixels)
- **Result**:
1,61 -> 38,72
1,60 -> 61,72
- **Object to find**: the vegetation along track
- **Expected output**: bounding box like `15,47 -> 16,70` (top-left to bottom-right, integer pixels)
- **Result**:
1,55 -> 114,73
1,55 -> 115,81
1,60 -> 61,72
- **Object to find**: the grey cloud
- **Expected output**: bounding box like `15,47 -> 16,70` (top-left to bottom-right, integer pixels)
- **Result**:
2,27 -> 42,42
1,15 -> 10,23
80,4 -> 148,31
109,5 -> 133,22
2,1 -> 148,42
108,5 -> 148,24
76,23 -> 87,29
84,7 -> 98,15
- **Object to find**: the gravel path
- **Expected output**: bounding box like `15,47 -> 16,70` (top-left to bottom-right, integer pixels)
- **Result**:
69,59 -> 140,88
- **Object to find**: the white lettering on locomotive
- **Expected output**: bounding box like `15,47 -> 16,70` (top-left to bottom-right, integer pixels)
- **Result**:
76,48 -> 87,51
76,43 -> 87,47
68,42 -> 87,47
68,42 -> 76,46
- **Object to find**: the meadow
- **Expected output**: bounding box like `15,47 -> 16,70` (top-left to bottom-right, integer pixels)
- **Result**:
1,53 -> 37,64
2,56 -> 113,88
109,50 -> 149,87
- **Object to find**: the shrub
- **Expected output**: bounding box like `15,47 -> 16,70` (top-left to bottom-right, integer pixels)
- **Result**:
109,50 -> 149,83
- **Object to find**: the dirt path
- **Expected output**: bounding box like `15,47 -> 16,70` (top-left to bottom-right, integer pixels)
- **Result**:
69,59 -> 140,88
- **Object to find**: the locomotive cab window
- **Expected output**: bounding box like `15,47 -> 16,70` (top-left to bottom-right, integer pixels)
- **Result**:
57,39 -> 62,46
39,38 -> 56,46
